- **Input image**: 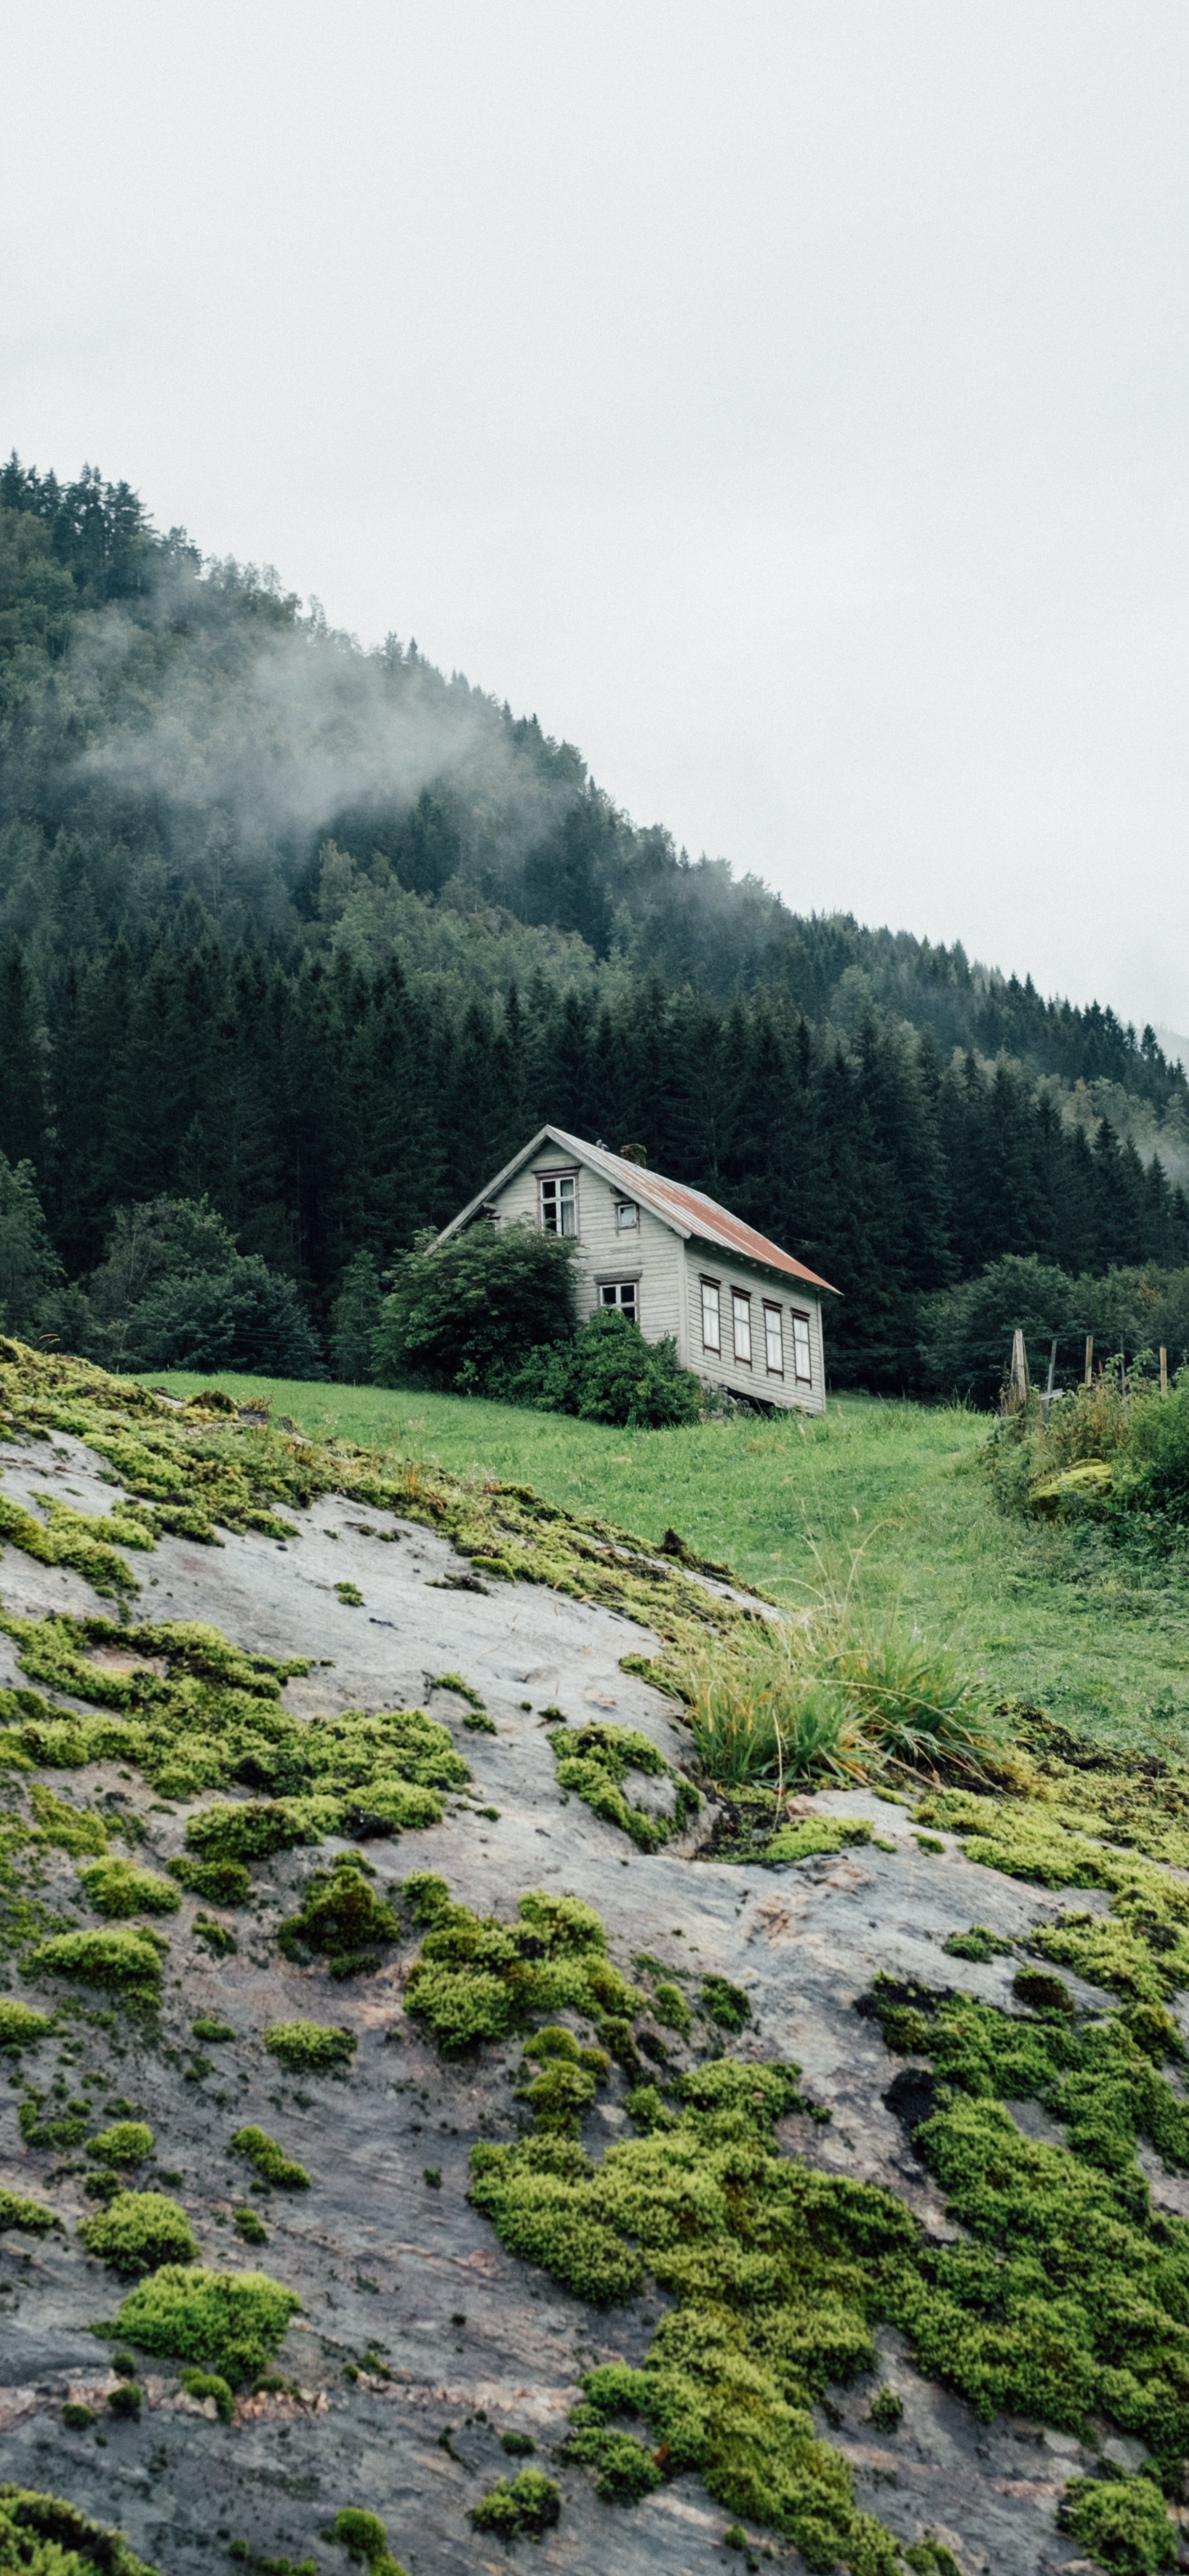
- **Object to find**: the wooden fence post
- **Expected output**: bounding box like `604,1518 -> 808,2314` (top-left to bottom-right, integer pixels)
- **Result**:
1161,1345 -> 1169,1395
1007,1328 -> 1030,1413
1083,1334 -> 1093,1389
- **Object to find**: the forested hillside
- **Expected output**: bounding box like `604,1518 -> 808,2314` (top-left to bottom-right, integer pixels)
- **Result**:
3,453 -> 1188,1387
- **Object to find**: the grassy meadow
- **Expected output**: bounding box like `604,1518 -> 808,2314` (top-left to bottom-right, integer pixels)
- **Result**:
146,1373 -> 1189,1755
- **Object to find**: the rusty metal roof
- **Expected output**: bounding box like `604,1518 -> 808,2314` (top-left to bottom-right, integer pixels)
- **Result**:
439,1126 -> 839,1294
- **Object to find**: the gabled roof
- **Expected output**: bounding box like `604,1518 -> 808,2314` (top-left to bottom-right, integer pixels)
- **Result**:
438,1126 -> 839,1294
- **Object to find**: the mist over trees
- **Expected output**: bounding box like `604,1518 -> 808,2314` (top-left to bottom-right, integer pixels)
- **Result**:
3,452 -> 1189,1393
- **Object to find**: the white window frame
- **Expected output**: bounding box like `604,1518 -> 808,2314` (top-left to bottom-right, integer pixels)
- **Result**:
598,1279 -> 639,1324
700,1275 -> 721,1354
791,1311 -> 812,1384
614,1199 -> 639,1231
763,1301 -> 784,1375
537,1168 -> 579,1237
732,1289 -> 752,1365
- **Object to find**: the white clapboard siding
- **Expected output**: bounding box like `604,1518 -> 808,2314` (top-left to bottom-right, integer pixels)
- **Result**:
489,1156 -> 824,1409
679,1245 -> 826,1414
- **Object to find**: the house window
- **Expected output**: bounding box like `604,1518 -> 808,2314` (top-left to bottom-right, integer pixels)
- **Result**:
615,1199 -> 639,1231
539,1171 -> 578,1236
700,1277 -> 721,1353
764,1302 -> 783,1374
792,1312 -> 812,1384
599,1280 -> 638,1324
732,1290 -> 752,1365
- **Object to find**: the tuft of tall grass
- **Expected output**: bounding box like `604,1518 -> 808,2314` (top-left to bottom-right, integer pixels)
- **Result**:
677,1547 -> 993,1794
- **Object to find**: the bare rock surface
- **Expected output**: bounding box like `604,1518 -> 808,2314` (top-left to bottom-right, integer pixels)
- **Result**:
0,1421 -> 1117,2573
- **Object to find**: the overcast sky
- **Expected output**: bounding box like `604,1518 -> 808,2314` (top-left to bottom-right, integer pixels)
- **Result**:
5,3 -> 1188,1036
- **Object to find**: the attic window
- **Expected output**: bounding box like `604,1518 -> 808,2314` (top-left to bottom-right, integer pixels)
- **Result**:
700,1277 -> 721,1353
539,1171 -> 578,1236
615,1200 -> 639,1231
791,1312 -> 812,1384
732,1289 -> 752,1365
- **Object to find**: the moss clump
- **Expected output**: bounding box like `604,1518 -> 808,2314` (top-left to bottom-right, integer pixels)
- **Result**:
548,1718 -> 698,1853
179,2368 -> 234,2421
499,2431 -> 536,2456
1060,2472 -> 1176,2571
231,2125 -> 310,2190
868,2386 -> 903,2431
62,2402 -> 96,2429
168,1859 -> 250,1907
79,1859 -> 180,1919
233,2207 -> 268,2245
106,2382 -> 142,2418
28,1785 -> 108,1855
1012,1965 -> 1075,2016
263,2021 -> 356,2075
0,2485 -> 157,2576
652,1980 -> 692,2036
402,1877 -> 643,2055
79,2190 -> 198,2275
28,1927 -> 166,1994
763,1816 -> 873,1866
113,2263 -> 301,2383
469,2471 -> 561,2538
329,2510 -> 408,2576
941,1926 -> 1014,1963
0,2187 -> 58,2234
0,1489 -> 147,1597
87,2120 -> 154,2167
700,1974 -> 751,2032
19,2090 -> 92,2149
276,1860 -> 398,1977
0,2000 -> 53,2048
191,2016 -> 237,2043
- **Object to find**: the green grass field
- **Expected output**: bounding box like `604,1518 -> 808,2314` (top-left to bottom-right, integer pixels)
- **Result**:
147,1372 -> 1189,1753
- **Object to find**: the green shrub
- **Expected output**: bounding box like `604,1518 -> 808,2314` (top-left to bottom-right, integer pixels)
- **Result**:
1061,2472 -> 1176,2572
263,2021 -> 356,2075
0,2487 -> 156,2576
0,2188 -> 57,2234
231,2126 -> 310,2190
0,2001 -> 53,2049
374,1221 -> 579,1393
111,2263 -> 302,2383
124,1255 -> 325,1381
29,1928 -> 165,1993
87,2120 -> 154,2167
79,2190 -> 198,2275
276,1860 -> 398,1977
503,1307 -> 702,1428
79,1858 -> 180,1918
169,1859 -> 251,1907
180,2368 -> 234,2421
469,2470 -> 561,2538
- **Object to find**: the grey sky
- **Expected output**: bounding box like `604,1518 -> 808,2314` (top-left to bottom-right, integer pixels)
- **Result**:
5,3 -> 1188,1032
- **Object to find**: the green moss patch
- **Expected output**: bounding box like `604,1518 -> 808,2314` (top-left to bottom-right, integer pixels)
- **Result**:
79,2190 -> 198,2275
28,1927 -> 166,1994
547,1716 -> 698,1852
0,2188 -> 59,2235
401,1876 -> 644,2056
469,2471 -> 561,2538
80,1858 -> 180,1918
1060,2471 -> 1176,2571
276,1860 -> 398,1978
87,2119 -> 154,2167
111,2263 -> 301,2384
179,2368 -> 235,2421
169,1858 -> 250,1906
230,2125 -> 310,2190
263,2020 -> 357,2075
0,2000 -> 53,2048
0,2485 -> 157,2576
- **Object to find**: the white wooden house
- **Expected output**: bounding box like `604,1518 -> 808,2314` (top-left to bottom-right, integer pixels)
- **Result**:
438,1126 -> 837,1413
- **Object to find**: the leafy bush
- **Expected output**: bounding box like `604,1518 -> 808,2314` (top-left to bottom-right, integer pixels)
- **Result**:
111,2263 -> 302,2383
126,1255 -> 325,1379
469,2471 -> 561,2538
503,1306 -> 701,1427
29,1927 -> 165,1993
79,2190 -> 198,2274
918,1256 -> 1083,1407
231,2126 -> 310,2190
374,1219 -> 579,1391
262,2021 -> 357,2075
87,2119 -> 154,2167
80,1858 -> 181,1918
1060,2472 -> 1176,2572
